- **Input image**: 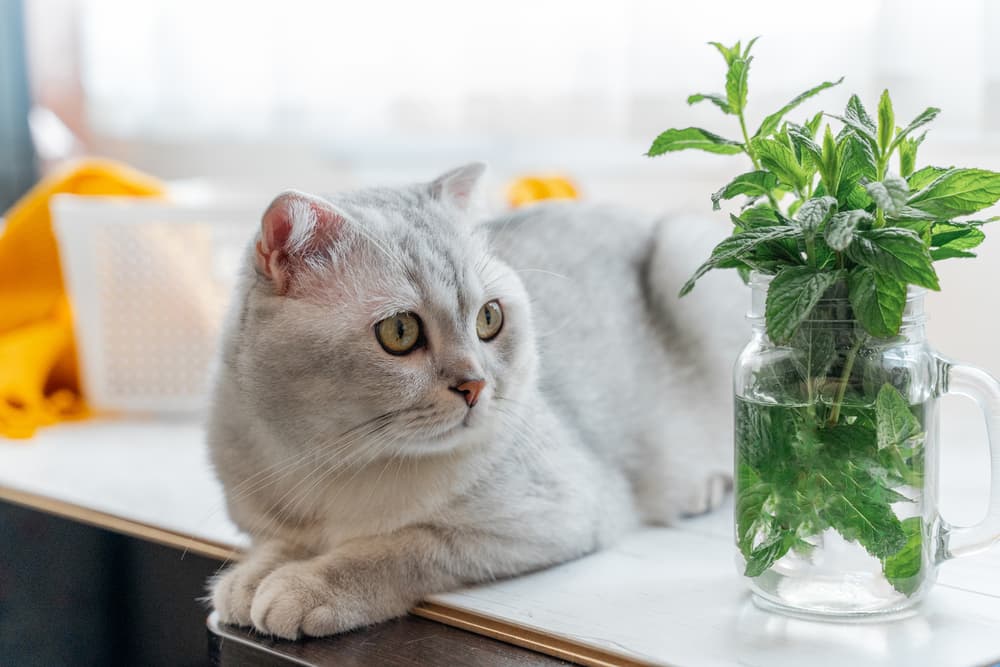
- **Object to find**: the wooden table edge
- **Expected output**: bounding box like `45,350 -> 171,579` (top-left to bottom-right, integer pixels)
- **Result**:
1,483 -> 651,666
411,602 -> 654,667
0,483 -> 241,561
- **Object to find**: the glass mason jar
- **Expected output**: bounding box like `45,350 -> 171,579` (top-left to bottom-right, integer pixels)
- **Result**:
734,273 -> 1000,619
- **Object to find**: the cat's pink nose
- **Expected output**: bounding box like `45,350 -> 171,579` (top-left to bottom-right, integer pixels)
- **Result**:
451,378 -> 486,407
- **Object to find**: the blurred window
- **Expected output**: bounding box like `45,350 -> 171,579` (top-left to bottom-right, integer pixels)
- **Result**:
26,0 -> 1000,169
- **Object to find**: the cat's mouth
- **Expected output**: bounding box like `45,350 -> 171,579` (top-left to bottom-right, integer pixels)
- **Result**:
426,404 -> 489,442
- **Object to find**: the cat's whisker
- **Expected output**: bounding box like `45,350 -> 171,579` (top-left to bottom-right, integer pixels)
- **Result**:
278,428 -> 398,531
239,418 -> 399,540
195,428 -> 349,532
312,430 -> 402,514
513,267 -> 569,281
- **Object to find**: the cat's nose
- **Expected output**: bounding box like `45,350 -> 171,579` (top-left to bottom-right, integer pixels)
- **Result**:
450,378 -> 486,407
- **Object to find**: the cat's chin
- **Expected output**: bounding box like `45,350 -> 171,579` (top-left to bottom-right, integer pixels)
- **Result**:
402,414 -> 495,457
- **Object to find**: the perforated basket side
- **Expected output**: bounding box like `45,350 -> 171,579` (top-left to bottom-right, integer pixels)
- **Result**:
51,195 -> 257,414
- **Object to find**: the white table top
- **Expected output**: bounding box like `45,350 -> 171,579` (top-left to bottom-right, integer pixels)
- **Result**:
0,417 -> 246,557
2,401 -> 999,667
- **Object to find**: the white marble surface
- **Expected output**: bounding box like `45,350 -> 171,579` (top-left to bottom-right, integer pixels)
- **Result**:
0,417 -> 246,549
1,400 -> 999,667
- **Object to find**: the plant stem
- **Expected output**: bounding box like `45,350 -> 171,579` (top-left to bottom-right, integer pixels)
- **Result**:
828,333 -> 867,425
739,114 -> 759,169
874,155 -> 887,228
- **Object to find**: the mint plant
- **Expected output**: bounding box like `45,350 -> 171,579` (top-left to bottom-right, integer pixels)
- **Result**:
649,38 -> 1000,591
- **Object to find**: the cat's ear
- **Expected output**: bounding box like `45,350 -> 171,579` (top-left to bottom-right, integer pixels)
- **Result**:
256,190 -> 346,294
429,162 -> 486,211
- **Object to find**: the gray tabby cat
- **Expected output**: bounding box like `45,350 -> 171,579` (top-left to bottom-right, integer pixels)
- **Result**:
208,163 -> 742,639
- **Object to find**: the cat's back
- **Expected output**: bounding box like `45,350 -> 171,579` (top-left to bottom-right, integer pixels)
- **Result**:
486,202 -> 653,277
485,203 -> 678,456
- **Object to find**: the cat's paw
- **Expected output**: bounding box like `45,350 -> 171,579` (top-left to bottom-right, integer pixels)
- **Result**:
250,562 -> 361,639
680,472 -> 732,517
212,560 -> 275,627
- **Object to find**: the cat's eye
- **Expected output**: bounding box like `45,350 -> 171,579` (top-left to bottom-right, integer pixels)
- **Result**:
375,312 -> 423,355
476,300 -> 503,341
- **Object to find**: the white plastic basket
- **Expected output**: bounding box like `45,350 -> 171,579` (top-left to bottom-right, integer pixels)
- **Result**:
51,195 -> 260,414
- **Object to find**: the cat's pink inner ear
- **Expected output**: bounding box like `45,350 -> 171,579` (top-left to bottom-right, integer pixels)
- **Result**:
256,190 -> 345,293
430,162 -> 486,210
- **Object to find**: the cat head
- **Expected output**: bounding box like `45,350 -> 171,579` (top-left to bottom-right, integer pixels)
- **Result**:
236,164 -> 537,461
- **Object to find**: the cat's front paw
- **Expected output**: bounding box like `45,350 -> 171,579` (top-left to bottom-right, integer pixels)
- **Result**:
250,562 -> 365,639
213,562 -> 271,627
680,471 -> 732,517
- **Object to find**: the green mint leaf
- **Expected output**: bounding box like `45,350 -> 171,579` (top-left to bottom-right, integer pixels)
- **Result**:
680,226 -> 804,296
732,205 -> 781,230
736,398 -> 799,471
754,77 -> 844,138
787,123 -> 823,166
931,222 -> 986,250
888,206 -> 937,225
897,132 -> 925,178
742,36 -> 760,58
805,111 -> 824,137
646,128 -> 744,157
877,90 -> 895,155
929,222 -> 986,260
753,137 -> 807,190
794,196 -> 838,236
865,175 -> 910,216
825,210 -> 873,251
726,57 -> 751,116
846,228 -> 940,290
765,266 -> 843,343
874,384 -> 926,491
744,528 -> 797,577
883,516 -> 923,596
687,92 -> 732,114
736,464 -> 772,556
831,95 -> 879,156
819,420 -> 879,459
837,133 -> 878,208
846,94 -> 877,133
711,170 -> 779,210
876,384 -> 923,455
907,168 -> 1000,217
848,266 -> 907,338
890,107 -> 941,153
906,165 -> 950,191
708,40 -> 740,66
931,247 -> 976,260
789,325 -> 837,385
814,466 -> 907,560
819,125 -> 842,196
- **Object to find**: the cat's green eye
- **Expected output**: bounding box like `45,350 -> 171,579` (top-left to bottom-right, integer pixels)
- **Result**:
476,300 -> 503,341
375,312 -> 423,355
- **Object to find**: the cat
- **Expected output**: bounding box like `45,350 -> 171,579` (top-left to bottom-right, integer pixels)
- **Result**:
207,163 -> 744,639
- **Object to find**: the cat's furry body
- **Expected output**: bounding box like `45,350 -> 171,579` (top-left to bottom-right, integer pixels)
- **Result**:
208,165 -> 743,639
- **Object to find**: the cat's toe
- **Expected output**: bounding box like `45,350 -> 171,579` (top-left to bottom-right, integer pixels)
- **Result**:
250,564 -> 340,639
212,566 -> 259,627
681,472 -> 732,517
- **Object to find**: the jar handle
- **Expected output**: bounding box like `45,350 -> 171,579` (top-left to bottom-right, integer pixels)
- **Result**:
937,358 -> 1000,561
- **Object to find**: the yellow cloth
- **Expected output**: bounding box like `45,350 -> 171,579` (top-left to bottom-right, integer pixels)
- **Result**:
0,159 -> 164,438
507,175 -> 579,208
